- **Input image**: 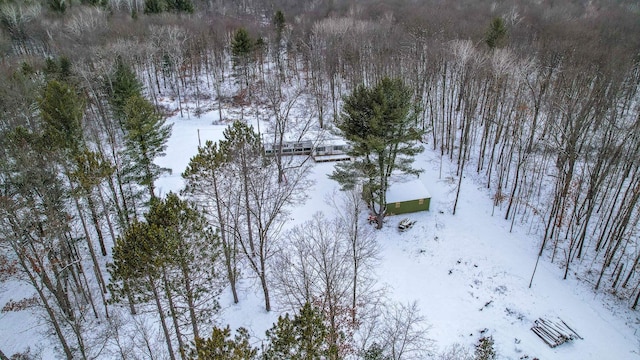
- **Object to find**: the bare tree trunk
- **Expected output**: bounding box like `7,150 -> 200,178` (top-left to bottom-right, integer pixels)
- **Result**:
12,243 -> 74,360
632,281 -> 640,310
622,252 -> 640,288
179,257 -> 200,340
97,186 -> 117,253
505,150 -> 526,220
453,103 -> 473,215
75,199 -> 109,301
260,267 -> 271,312
162,269 -> 186,359
150,276 -> 176,360
86,195 -> 108,256
241,154 -> 256,255
238,226 -> 271,311
212,169 -> 240,304
124,281 -> 137,315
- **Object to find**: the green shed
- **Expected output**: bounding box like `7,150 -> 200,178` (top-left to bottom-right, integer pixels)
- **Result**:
385,179 -> 431,215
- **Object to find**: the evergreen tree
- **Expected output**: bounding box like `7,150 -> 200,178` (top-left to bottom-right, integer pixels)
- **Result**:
218,121 -> 263,255
362,343 -> 390,360
231,28 -> 254,63
44,57 -> 59,76
43,56 -> 72,82
81,0 -> 108,6
48,0 -> 66,13
264,303 -> 334,360
39,78 -> 115,322
107,57 -> 143,125
273,10 -> 285,35
110,193 -> 221,357
187,326 -> 257,360
1,127 -> 83,359
231,28 -> 255,89
39,79 -> 85,153
58,56 -> 72,81
272,10 -> 286,82
330,77 -> 424,228
109,220 -> 164,303
121,94 -> 172,199
69,149 -> 114,256
143,0 -> 194,14
108,219 -> 178,359
485,17 -> 508,49
167,0 -> 194,13
182,139 -> 242,304
144,0 -> 165,14
105,58 -> 145,227
145,193 -> 222,339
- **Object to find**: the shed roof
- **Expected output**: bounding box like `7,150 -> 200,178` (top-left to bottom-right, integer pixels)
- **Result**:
386,179 -> 431,203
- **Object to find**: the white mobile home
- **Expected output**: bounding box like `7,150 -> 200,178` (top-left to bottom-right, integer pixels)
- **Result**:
312,138 -> 351,162
263,140 -> 313,156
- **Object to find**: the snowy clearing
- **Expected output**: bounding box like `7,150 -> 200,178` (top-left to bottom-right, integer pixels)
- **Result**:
155,111 -> 640,359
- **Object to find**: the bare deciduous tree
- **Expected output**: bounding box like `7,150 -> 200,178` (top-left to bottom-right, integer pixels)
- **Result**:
357,300 -> 434,360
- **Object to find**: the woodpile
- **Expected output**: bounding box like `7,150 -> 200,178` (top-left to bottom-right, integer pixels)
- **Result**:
531,317 -> 583,348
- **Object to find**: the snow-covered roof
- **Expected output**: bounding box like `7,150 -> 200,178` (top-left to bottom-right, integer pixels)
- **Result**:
261,128 -> 344,144
316,137 -> 348,146
386,178 -> 431,203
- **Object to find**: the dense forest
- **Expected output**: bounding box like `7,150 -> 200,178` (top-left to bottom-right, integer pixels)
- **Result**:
1,0 -> 640,358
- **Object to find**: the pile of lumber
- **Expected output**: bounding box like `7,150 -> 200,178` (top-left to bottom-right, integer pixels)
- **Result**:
531,317 -> 583,348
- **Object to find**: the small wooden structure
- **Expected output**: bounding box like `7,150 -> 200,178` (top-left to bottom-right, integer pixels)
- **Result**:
531,317 -> 582,348
385,179 -> 431,215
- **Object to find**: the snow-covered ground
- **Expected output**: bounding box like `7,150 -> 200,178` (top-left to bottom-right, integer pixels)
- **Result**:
155,111 -> 640,359
2,108 -> 639,359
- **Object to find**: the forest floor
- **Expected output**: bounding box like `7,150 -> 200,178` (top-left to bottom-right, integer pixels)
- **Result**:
2,105 -> 640,359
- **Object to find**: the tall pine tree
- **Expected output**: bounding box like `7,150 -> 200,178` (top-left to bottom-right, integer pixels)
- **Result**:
167,0 -> 194,13
182,140 -> 242,304
485,17 -> 508,49
330,77 -> 424,228
231,28 -> 255,90
39,79 -> 85,153
107,57 -> 143,125
109,219 -> 178,360
0,127 -> 77,359
68,149 -> 114,256
145,192 -> 222,342
121,94 -> 172,199
106,58 -> 145,227
109,193 -> 222,359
